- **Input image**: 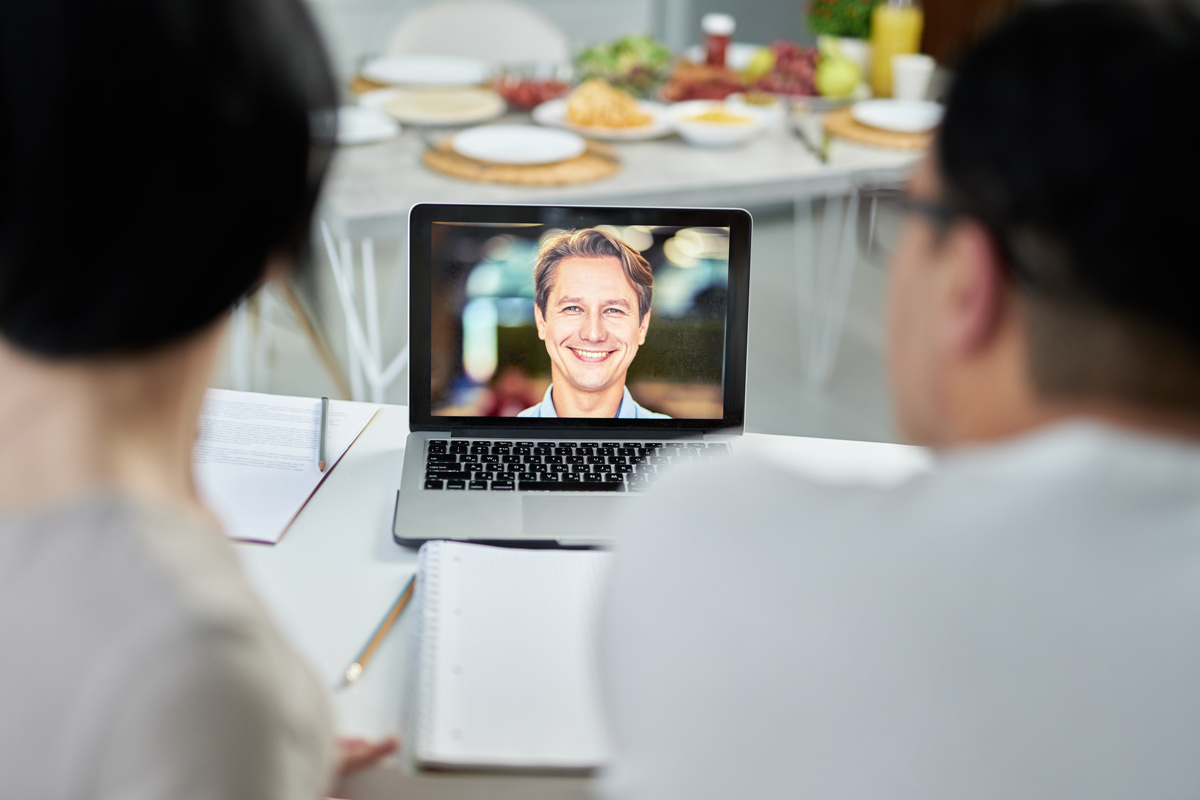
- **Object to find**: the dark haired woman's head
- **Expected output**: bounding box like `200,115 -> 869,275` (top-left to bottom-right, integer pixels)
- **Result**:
936,0 -> 1200,406
0,0 -> 337,358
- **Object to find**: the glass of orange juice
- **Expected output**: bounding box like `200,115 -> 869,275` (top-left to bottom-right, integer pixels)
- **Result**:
869,0 -> 924,97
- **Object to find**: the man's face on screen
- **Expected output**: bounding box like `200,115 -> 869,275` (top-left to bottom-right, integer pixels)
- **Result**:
535,255 -> 650,399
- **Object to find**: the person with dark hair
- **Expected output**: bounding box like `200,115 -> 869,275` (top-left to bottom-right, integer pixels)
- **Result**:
520,228 -> 669,418
0,0 -> 395,795
600,2 -> 1200,798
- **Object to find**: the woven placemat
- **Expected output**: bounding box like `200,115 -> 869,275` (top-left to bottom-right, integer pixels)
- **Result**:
422,139 -> 620,186
823,107 -> 933,150
350,74 -> 391,95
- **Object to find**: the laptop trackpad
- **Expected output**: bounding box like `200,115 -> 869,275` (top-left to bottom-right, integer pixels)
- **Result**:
521,495 -> 638,544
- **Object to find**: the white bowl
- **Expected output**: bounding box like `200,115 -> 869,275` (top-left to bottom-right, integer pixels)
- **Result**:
669,100 -> 764,147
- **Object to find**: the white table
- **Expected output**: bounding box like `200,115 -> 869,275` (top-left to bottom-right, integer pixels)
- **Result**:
235,399 -> 931,799
318,115 -> 921,400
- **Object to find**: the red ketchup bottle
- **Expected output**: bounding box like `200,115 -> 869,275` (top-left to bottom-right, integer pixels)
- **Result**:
702,13 -> 736,67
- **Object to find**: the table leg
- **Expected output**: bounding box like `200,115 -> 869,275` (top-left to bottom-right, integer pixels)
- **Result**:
794,191 -> 860,387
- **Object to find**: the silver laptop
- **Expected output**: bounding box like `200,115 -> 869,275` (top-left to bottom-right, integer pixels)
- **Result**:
393,203 -> 752,547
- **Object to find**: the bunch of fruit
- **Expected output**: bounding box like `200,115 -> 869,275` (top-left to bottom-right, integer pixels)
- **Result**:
493,75 -> 570,109
744,41 -> 819,96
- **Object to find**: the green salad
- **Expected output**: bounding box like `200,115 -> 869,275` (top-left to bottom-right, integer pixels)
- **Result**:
575,34 -> 672,98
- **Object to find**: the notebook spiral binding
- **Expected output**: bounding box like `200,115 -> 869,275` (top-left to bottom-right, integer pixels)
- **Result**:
404,541 -> 443,761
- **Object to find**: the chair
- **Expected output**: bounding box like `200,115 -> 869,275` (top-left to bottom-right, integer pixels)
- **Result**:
378,0 -> 570,65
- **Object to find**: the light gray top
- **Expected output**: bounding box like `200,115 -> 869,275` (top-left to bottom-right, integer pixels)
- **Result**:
0,492 -> 335,800
517,385 -> 670,419
601,422 -> 1200,800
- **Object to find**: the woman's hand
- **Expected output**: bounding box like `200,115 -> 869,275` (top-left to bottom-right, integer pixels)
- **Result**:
336,734 -> 400,776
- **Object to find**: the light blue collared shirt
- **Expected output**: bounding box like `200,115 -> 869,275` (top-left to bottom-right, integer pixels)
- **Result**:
518,385 -> 671,419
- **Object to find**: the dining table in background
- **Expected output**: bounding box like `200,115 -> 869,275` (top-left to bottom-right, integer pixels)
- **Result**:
315,108 -> 921,403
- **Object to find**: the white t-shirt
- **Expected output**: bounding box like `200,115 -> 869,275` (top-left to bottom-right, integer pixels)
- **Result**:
0,492 -> 334,799
600,422 -> 1200,800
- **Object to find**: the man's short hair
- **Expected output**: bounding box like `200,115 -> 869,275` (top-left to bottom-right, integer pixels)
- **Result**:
938,0 -> 1200,412
534,229 -> 654,322
0,0 -> 336,358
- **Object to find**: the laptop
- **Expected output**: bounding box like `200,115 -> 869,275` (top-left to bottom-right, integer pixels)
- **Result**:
393,203 -> 752,547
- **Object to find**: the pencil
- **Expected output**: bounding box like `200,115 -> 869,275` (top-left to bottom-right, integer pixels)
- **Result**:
344,575 -> 416,685
318,396 -> 329,472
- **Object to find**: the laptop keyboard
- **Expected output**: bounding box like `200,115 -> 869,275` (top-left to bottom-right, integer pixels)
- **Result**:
422,439 -> 730,493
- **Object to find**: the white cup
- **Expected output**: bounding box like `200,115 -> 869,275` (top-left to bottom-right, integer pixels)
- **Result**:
891,54 -> 936,101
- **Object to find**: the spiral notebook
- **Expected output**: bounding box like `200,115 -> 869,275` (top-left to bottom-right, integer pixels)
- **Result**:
405,541 -> 614,772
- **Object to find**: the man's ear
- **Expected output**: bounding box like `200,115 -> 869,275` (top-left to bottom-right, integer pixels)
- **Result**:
534,304 -> 547,341
637,308 -> 650,345
939,219 -> 1010,357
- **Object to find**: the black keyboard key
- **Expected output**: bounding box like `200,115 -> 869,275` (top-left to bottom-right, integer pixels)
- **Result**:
427,470 -> 472,482
530,463 -> 548,473
617,447 -> 637,456
524,455 -> 543,464
468,480 -> 488,490
583,473 -> 603,483
424,479 -> 444,490
518,480 -> 623,492
567,456 -> 586,465
615,464 -> 634,473
482,454 -> 500,464
581,442 -> 599,448
597,446 -> 616,456
630,455 -> 648,465
587,456 -> 606,465
491,446 -> 511,455
562,473 -> 583,483
576,446 -> 594,456
446,480 -> 466,490
550,464 -> 569,473
571,465 -> 591,473
647,443 -> 664,448
501,455 -> 522,464
557,442 -> 578,448
608,456 -> 627,465
593,464 -> 612,474
514,446 -> 532,455
494,441 -> 513,447
544,455 -> 564,464
519,472 -> 538,482
505,464 -> 523,473
604,473 -> 623,483
553,447 -> 573,456
428,453 -> 457,463
429,440 -> 449,447
458,454 -> 479,463
449,443 -> 469,454
532,446 -> 552,456
517,441 -> 535,447
492,481 -> 514,491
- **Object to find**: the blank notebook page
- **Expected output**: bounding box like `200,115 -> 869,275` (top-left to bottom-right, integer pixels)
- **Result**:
410,541 -> 614,770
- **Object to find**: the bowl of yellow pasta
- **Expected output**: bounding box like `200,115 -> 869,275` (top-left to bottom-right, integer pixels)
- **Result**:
668,100 -> 766,147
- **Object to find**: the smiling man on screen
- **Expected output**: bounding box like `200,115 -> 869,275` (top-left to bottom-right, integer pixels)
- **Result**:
519,228 -> 670,419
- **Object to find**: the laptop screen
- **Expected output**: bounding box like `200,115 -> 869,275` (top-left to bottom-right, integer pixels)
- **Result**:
408,204 -> 751,433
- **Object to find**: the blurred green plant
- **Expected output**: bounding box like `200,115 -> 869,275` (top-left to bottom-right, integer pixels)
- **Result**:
575,34 -> 672,98
807,0 -> 881,39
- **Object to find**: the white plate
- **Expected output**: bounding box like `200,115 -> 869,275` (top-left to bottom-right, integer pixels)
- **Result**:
336,106 -> 401,145
851,99 -> 943,133
452,125 -> 586,165
361,55 -> 492,87
531,98 -> 672,141
379,88 -> 506,126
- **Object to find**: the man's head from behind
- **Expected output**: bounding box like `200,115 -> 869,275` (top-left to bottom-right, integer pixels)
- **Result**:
888,0 -> 1200,446
533,229 -> 654,405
